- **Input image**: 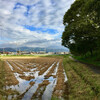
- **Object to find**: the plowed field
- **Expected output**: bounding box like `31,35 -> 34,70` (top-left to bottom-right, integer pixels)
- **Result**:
0,57 -> 67,100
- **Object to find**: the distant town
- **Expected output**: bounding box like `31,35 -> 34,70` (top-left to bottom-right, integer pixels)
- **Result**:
0,47 -> 69,56
0,50 -> 69,56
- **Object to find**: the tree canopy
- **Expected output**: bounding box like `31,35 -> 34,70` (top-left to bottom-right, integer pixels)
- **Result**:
62,0 -> 100,55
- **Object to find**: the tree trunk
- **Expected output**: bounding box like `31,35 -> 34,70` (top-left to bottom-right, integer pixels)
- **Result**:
90,49 -> 93,56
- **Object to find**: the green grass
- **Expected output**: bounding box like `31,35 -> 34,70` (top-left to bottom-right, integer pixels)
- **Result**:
63,55 -> 100,100
0,54 -> 49,58
73,53 -> 100,67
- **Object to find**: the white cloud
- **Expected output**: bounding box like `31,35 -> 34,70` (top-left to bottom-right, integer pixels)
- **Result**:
0,0 -> 74,48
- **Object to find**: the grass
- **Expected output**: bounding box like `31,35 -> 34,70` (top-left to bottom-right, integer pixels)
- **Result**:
0,54 -> 49,58
72,53 -> 100,67
63,55 -> 100,100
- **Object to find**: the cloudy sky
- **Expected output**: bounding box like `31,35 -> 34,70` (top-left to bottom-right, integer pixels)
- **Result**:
0,0 -> 74,48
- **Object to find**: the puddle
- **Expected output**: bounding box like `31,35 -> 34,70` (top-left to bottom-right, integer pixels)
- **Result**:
11,61 -> 23,71
22,84 -> 39,100
22,62 -> 56,100
63,70 -> 68,82
6,61 -> 14,71
52,62 -> 59,75
4,60 -> 68,100
30,68 -> 37,71
15,62 -> 25,68
42,77 -> 57,100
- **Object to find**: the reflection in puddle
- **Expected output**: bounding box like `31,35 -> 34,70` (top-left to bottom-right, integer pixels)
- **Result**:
42,77 -> 57,100
22,62 -> 56,100
4,60 -> 67,100
64,70 -> 68,82
22,84 -> 39,100
6,61 -> 14,71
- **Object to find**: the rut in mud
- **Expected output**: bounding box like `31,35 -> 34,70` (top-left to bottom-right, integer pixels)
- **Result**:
0,57 -> 67,100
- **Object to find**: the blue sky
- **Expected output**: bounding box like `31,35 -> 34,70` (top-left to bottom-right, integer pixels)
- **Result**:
24,25 -> 58,34
0,0 -> 75,48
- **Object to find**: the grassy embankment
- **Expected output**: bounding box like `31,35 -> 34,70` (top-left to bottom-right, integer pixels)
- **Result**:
63,55 -> 100,100
72,51 -> 100,67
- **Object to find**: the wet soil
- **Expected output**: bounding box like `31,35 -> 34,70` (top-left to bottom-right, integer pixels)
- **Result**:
1,57 -> 67,100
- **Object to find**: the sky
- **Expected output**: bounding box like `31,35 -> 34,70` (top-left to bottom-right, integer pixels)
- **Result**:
0,0 -> 75,48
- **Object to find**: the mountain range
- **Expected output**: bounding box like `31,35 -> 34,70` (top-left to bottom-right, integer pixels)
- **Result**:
0,46 -> 69,52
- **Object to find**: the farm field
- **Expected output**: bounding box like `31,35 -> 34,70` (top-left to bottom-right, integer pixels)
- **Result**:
0,55 -> 100,100
0,57 -> 67,100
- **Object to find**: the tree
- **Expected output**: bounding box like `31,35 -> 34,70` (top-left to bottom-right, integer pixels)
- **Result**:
62,0 -> 100,56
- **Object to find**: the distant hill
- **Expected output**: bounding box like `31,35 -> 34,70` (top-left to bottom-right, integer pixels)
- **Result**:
19,47 -> 69,52
0,47 -> 69,52
19,47 -> 45,52
0,48 -> 16,52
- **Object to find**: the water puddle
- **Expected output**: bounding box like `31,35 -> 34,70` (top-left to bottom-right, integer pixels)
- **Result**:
63,70 -> 68,82
22,62 -> 56,100
42,77 -> 57,100
6,61 -> 14,71
4,60 -> 67,100
52,62 -> 59,75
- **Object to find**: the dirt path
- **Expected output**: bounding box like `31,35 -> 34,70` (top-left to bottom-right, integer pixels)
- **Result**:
70,56 -> 100,74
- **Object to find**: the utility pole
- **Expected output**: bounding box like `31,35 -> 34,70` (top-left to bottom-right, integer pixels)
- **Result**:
3,48 -> 5,54
16,43 -> 18,55
45,48 -> 46,53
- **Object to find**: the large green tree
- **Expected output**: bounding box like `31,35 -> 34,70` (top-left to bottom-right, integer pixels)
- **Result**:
62,0 -> 100,55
